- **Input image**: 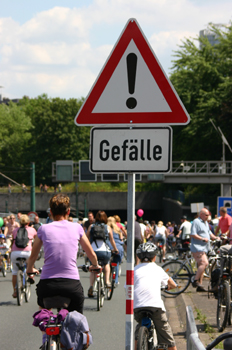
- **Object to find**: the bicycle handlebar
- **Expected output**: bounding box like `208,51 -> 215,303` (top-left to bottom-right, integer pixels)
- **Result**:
78,264 -> 102,273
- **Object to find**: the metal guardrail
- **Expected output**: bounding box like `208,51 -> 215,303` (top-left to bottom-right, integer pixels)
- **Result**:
186,306 -> 205,350
172,161 -> 232,175
52,161 -> 232,178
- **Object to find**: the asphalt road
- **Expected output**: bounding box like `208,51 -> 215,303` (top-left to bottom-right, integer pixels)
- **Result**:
0,256 -> 128,350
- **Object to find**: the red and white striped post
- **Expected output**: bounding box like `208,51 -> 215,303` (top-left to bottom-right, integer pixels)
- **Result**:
125,173 -> 135,350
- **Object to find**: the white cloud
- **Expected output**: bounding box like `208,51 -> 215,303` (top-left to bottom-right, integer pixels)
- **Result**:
0,0 -> 231,99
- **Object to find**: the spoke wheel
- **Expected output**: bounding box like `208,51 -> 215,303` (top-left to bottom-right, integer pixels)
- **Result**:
217,281 -> 230,332
2,260 -> 7,277
107,268 -> 115,300
17,270 -> 24,306
100,275 -> 105,307
48,337 -> 57,350
97,280 -> 101,311
25,278 -> 31,302
162,260 -> 191,295
137,326 -> 149,350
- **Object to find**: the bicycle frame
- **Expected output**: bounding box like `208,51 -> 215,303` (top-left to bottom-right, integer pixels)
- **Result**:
137,311 -> 168,350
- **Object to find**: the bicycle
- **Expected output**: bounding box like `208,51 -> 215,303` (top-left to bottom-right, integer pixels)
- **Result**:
205,331 -> 232,350
107,253 -> 118,300
136,287 -> 168,350
0,251 -> 8,277
15,257 -> 31,306
161,249 -> 196,295
42,295 -> 71,350
78,264 -> 105,311
216,253 -> 232,332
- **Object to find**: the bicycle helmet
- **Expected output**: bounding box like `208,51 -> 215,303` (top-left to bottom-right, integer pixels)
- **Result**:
136,242 -> 158,261
0,234 -> 5,239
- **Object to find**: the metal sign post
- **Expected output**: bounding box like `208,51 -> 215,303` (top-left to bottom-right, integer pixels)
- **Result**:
125,173 -> 135,350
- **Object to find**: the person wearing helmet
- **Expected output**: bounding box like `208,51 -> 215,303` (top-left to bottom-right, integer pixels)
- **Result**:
0,234 -> 10,270
134,242 -> 177,350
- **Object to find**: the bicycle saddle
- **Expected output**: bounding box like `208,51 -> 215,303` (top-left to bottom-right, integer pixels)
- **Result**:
43,296 -> 71,309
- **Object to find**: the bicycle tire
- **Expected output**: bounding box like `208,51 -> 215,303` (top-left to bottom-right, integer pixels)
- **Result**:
107,266 -> 115,300
137,326 -> 149,350
97,280 -> 101,311
25,277 -> 31,302
159,248 -> 163,263
217,280 -> 230,332
107,280 -> 115,300
17,270 -> 23,306
2,260 -> 7,277
48,336 -> 58,350
100,274 -> 105,307
162,260 -> 191,295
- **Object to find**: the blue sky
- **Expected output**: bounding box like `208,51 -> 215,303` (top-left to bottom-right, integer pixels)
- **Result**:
0,0 -> 231,100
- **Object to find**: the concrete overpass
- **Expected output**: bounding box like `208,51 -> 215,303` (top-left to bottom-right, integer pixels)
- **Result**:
52,160 -> 232,196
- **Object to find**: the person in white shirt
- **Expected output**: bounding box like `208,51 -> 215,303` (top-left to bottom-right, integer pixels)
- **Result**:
154,221 -> 168,261
134,242 -> 177,350
177,216 -> 191,249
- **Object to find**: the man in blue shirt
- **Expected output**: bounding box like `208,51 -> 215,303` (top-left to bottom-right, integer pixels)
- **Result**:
191,208 -> 218,292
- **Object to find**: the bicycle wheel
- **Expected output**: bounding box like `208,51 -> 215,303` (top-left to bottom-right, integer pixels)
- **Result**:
100,274 -> 105,307
137,326 -> 149,350
2,260 -> 7,277
217,280 -> 230,332
97,280 -> 101,311
25,277 -> 31,302
17,270 -> 23,306
162,260 -> 191,295
159,248 -> 163,263
107,269 -> 115,300
47,336 -> 58,350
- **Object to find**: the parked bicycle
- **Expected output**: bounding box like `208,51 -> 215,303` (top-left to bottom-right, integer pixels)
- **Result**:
16,257 -> 31,306
206,331 -> 232,350
161,249 -> 195,295
216,253 -> 232,332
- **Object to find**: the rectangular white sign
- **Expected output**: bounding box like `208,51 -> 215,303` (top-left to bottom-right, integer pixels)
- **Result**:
90,127 -> 172,173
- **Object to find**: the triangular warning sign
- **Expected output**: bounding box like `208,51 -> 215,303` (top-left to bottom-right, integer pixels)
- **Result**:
74,18 -> 190,126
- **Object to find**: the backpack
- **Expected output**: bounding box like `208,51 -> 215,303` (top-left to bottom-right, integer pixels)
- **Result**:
15,227 -> 29,248
90,223 -> 107,242
60,311 -> 92,350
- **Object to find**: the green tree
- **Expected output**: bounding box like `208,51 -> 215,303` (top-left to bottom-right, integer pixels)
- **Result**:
19,95 -> 90,185
170,24 -> 232,161
0,102 -> 32,184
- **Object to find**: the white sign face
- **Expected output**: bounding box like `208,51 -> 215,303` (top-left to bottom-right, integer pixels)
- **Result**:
90,127 -> 172,173
190,203 -> 204,213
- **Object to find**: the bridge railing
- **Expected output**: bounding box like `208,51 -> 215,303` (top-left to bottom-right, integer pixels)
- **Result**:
172,161 -> 232,175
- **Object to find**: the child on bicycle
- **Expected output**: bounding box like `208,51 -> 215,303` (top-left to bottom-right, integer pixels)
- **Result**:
0,234 -> 10,263
134,242 -> 177,350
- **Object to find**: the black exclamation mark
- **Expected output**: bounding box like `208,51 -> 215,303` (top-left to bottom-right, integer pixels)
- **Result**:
126,53 -> 137,109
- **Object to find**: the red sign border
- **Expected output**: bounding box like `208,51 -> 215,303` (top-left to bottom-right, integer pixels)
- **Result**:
74,18 -> 190,126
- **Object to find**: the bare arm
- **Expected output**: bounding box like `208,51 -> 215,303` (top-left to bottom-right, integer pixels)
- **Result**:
167,277 -> 177,290
26,235 -> 43,273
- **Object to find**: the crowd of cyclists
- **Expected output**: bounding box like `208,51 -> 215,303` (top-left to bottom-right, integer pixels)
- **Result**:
1,196 -> 232,350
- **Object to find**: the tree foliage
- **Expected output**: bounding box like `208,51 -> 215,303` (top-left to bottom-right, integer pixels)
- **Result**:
18,95 -> 90,184
171,24 -> 232,161
1,23 -> 232,193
